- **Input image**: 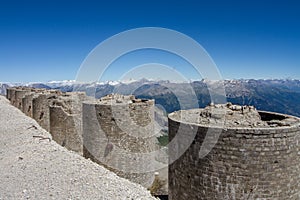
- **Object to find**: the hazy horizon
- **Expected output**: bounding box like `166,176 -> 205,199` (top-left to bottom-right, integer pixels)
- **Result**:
3,75 -> 300,83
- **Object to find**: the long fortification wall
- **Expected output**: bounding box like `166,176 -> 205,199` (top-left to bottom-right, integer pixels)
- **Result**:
6,87 -> 165,195
7,87 -> 89,154
168,104 -> 300,199
6,87 -> 18,105
0,95 -> 157,199
7,87 -> 25,107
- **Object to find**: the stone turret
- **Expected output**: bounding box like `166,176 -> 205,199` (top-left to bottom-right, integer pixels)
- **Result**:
49,92 -> 90,154
168,103 -> 300,199
32,92 -> 61,132
83,94 -> 159,188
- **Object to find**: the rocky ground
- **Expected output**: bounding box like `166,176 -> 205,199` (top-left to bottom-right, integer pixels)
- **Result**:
0,96 -> 157,200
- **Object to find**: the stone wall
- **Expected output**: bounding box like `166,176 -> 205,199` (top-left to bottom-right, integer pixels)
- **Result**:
32,93 -> 57,132
7,87 -> 88,154
22,93 -> 39,117
50,106 -> 82,153
82,95 -> 159,188
14,89 -> 32,110
22,89 -> 48,116
168,108 -> 300,199
49,92 -> 88,154
6,87 -> 14,101
6,87 -> 165,194
7,87 -> 27,107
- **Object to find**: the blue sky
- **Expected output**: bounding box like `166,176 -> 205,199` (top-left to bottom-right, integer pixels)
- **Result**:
0,0 -> 299,82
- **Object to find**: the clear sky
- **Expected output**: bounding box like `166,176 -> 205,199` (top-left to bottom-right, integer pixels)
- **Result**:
0,0 -> 299,82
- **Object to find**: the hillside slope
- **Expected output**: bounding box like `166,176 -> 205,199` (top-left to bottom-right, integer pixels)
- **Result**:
0,96 -> 156,200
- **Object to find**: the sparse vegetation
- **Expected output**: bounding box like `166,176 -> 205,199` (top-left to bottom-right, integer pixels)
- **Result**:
148,175 -> 166,196
157,130 -> 168,146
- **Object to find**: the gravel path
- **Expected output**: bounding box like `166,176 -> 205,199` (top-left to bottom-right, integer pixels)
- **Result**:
0,96 -> 157,200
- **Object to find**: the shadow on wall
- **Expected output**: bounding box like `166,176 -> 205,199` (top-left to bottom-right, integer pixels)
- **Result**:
6,87 -> 168,196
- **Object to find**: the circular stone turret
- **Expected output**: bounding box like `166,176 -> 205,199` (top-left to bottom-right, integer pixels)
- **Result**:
168,103 -> 300,199
83,94 -> 160,188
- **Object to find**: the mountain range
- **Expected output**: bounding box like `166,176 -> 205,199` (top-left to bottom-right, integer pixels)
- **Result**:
1,79 -> 300,117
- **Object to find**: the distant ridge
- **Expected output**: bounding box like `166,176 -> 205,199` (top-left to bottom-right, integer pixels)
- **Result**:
1,78 -> 300,117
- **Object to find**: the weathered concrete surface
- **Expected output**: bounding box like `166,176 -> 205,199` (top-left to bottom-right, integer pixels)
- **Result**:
50,106 -> 82,153
6,87 -> 20,106
14,89 -> 32,110
0,95 -> 157,200
83,94 -> 164,189
22,93 -> 38,117
168,104 -> 300,200
49,92 -> 89,154
32,93 -> 59,132
6,87 -> 14,101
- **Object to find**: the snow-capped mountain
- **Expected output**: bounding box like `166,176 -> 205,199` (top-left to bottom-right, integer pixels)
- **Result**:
2,79 -> 300,117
